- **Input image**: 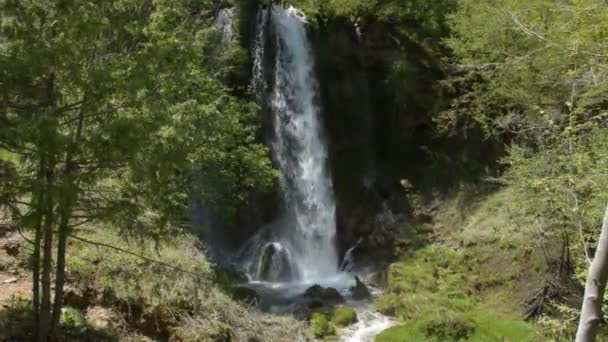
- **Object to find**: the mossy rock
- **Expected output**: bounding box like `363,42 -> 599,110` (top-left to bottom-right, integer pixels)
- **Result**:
331,306 -> 357,327
310,312 -> 335,338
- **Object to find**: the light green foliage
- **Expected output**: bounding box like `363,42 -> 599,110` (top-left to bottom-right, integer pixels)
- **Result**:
59,307 -> 85,329
440,0 -> 608,137
66,228 -> 211,306
310,312 -> 336,338
331,306 -> 358,327
0,1 -> 276,334
0,0 -> 276,236
437,1 -> 608,336
64,228 -> 307,341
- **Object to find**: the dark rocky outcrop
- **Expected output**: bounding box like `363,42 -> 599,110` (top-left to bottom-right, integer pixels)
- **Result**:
255,242 -> 297,282
301,284 -> 344,312
350,276 -> 372,300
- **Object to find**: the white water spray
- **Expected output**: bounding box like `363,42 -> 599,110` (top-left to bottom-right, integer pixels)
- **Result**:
251,5 -> 338,281
216,8 -> 234,45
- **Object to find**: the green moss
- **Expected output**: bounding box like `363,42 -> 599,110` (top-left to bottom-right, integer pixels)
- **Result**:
310,312 -> 335,338
331,306 -> 357,327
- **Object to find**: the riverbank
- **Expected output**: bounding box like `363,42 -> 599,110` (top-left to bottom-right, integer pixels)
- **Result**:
372,186 -> 580,341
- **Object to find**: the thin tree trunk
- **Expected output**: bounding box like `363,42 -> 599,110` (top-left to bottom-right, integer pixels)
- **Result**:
32,157 -> 46,341
50,205 -> 69,335
576,203 -> 608,342
37,166 -> 54,342
38,74 -> 57,342
51,100 -> 85,334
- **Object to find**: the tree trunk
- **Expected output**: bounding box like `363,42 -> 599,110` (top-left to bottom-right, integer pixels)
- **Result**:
32,158 -> 46,341
50,96 -> 86,335
576,203 -> 608,342
37,168 -> 54,342
50,209 -> 68,335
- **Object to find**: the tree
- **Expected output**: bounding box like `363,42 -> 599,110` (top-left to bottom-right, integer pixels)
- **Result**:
0,0 -> 274,339
576,204 -> 608,342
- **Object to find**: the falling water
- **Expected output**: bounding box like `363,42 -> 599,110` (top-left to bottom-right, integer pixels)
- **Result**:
251,5 -> 338,282
216,8 -> 234,45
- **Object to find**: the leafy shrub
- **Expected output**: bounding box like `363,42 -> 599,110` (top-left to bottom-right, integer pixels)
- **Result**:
423,316 -> 475,340
310,312 -> 335,338
331,306 -> 358,327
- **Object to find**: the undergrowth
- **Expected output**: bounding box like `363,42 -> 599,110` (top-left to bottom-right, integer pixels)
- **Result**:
375,188 -> 551,341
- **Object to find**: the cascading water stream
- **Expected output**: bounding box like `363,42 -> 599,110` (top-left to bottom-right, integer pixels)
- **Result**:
243,5 -> 395,340
215,8 -> 234,45
251,5 -> 338,282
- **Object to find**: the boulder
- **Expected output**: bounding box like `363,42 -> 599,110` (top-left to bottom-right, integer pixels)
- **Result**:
86,306 -> 119,330
255,242 -> 296,282
350,276 -> 371,300
304,285 -> 344,304
63,286 -> 87,309
2,238 -> 19,256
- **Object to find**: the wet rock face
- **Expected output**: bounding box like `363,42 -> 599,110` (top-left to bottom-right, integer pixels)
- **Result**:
255,242 -> 297,282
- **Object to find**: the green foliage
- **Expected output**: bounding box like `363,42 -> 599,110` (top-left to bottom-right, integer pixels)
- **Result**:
59,307 -> 85,329
0,0 -> 276,237
64,228 -> 307,341
66,228 -> 211,306
0,299 -> 118,341
440,0 -> 608,138
437,1 -> 608,335
376,243 -> 539,341
331,306 -> 358,327
310,312 -> 336,338
0,1 -> 276,334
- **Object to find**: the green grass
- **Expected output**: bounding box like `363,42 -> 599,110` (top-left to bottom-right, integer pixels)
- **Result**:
375,245 -> 540,341
66,228 -> 212,306
375,187 -> 549,341
64,228 -> 308,341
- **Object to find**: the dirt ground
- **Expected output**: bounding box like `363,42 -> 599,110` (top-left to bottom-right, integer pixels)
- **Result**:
0,233 -> 31,304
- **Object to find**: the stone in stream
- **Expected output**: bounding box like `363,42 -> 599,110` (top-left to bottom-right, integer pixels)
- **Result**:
350,276 -> 372,300
302,284 -> 344,310
256,242 -> 296,282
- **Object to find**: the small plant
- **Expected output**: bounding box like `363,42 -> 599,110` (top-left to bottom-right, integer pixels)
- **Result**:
423,316 -> 475,341
60,307 -> 85,328
310,312 -> 335,338
331,306 -> 358,327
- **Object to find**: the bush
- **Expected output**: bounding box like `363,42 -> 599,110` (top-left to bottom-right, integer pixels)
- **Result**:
331,306 -> 357,327
423,316 -> 475,340
310,312 -> 335,338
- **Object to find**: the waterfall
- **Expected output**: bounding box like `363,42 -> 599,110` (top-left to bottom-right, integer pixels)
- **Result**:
250,5 -> 338,282
216,8 -> 234,45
